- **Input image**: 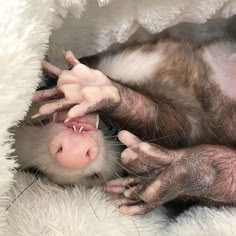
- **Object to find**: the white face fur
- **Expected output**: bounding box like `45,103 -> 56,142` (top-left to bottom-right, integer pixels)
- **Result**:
12,110 -> 123,186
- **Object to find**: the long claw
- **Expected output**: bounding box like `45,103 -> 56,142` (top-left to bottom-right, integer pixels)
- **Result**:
42,61 -> 62,78
31,112 -> 41,119
63,50 -> 80,67
64,117 -> 71,123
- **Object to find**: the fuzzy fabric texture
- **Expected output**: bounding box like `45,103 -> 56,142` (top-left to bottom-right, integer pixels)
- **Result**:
48,0 -> 236,65
3,172 -> 168,236
3,172 -> 236,235
1,0 -> 236,235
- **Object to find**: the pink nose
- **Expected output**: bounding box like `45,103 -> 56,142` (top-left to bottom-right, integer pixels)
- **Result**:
50,134 -> 98,170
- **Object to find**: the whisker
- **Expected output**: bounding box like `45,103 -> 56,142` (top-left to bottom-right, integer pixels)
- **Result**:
145,134 -> 176,143
104,142 -> 124,146
95,172 -> 110,218
103,135 -> 119,139
5,178 -> 39,211
20,151 -> 49,168
103,160 -> 148,217
5,168 -> 47,211
103,129 -> 118,137
17,125 -> 48,143
87,172 -> 109,220
106,152 -> 149,182
104,167 -> 123,180
117,116 -> 133,133
129,216 -> 141,236
88,193 -> 100,221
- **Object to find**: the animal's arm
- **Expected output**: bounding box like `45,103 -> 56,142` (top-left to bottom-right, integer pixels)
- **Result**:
106,130 -> 236,215
104,80 -> 199,146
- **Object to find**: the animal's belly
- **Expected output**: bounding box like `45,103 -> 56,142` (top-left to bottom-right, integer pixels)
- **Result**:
96,47 -> 164,86
203,42 -> 236,100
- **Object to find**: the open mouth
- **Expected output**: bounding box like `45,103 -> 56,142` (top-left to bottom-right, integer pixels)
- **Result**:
64,117 -> 99,132
29,109 -> 116,135
30,111 -> 100,133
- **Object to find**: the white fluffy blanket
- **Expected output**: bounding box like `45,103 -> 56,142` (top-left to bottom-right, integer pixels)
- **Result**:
1,0 -> 236,235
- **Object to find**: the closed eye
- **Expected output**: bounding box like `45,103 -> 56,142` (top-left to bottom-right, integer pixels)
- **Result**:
29,117 -> 51,127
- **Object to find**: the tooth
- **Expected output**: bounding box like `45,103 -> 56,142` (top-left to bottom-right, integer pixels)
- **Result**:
73,125 -> 77,131
64,117 -> 71,123
31,112 -> 41,119
79,126 -> 84,132
96,114 -> 99,130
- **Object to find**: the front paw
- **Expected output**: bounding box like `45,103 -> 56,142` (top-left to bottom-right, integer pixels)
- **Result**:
105,177 -> 160,215
105,130 -> 177,215
65,84 -> 121,119
106,131 -> 217,215
32,50 -> 121,120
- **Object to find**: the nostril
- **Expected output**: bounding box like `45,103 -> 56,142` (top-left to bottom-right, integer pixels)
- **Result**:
86,150 -> 91,159
57,146 -> 63,154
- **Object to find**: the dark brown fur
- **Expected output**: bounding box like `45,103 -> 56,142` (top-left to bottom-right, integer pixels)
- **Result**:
95,39 -> 236,148
95,39 -> 236,214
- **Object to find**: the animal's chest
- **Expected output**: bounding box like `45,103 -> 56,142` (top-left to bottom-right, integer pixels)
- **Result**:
96,47 -> 164,87
203,42 -> 236,100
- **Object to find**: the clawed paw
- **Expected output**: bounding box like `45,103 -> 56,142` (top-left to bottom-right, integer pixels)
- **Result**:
106,131 -> 217,215
32,51 -> 121,121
